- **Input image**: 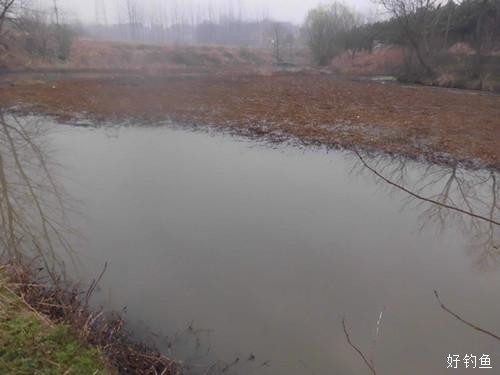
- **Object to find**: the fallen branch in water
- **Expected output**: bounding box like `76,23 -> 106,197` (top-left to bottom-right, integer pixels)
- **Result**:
342,318 -> 377,375
434,290 -> 500,342
354,150 -> 500,226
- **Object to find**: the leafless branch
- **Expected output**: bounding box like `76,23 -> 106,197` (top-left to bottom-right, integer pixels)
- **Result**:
342,318 -> 377,375
355,150 -> 500,226
434,290 -> 500,342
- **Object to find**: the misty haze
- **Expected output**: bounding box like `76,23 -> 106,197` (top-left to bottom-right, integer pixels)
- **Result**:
0,0 -> 499,374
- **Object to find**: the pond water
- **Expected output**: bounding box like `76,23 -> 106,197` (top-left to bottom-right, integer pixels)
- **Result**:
48,122 -> 499,375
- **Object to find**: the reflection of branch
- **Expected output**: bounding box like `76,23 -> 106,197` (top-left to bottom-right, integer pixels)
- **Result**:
342,318 -> 377,375
0,150 -> 18,254
0,111 -> 75,280
355,150 -> 500,226
434,290 -> 500,341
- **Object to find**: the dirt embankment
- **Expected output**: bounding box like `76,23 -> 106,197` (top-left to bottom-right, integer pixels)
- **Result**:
1,73 -> 499,169
1,33 -> 277,75
66,40 -> 276,75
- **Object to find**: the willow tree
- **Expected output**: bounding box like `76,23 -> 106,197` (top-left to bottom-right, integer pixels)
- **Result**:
302,2 -> 361,66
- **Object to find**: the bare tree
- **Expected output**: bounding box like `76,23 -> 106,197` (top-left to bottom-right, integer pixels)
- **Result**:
376,0 -> 439,76
271,22 -> 282,62
124,0 -> 138,40
468,0 -> 500,88
52,0 -> 59,25
16,6 -> 52,57
14,2 -> 74,60
0,0 -> 16,36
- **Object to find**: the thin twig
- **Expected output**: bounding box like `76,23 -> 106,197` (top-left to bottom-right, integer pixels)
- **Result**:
342,318 -> 377,375
355,150 -> 500,226
434,290 -> 500,341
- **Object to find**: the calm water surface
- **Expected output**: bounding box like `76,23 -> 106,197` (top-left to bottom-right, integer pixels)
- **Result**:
49,123 -> 500,375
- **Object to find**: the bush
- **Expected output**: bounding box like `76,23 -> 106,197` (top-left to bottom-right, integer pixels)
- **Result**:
238,47 -> 264,64
302,2 -> 361,66
16,12 -> 75,61
55,25 -> 75,60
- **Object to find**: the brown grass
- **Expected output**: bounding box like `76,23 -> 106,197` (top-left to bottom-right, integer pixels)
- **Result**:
1,32 -> 275,76
330,46 -> 405,76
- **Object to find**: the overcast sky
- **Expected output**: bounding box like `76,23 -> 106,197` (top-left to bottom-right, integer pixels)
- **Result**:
46,0 -> 377,25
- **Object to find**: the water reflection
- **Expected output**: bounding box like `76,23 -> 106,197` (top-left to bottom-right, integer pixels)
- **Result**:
350,151 -> 500,269
0,111 -> 74,275
46,122 -> 500,374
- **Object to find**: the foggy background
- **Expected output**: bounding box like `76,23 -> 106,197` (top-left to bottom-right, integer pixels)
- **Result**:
39,0 -> 376,24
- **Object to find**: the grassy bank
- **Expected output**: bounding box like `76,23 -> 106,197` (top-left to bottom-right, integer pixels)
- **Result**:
0,263 -> 179,375
0,276 -> 111,374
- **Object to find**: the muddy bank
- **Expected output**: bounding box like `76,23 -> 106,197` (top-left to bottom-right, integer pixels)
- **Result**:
1,73 -> 499,169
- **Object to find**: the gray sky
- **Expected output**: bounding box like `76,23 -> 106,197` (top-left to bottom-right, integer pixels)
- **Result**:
47,0 -> 376,25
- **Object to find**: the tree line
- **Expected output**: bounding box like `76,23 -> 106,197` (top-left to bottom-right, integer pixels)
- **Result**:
1,0 -> 300,64
303,0 -> 500,84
